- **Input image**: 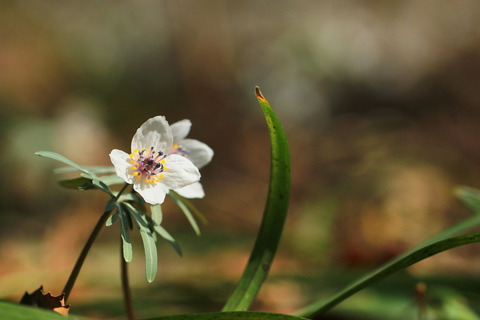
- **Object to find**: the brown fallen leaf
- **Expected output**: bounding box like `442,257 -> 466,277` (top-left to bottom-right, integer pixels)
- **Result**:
20,286 -> 70,316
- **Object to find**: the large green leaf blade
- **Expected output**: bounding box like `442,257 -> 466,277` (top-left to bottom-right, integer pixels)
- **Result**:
0,301 -> 91,320
142,311 -> 308,320
294,232 -> 480,318
222,87 -> 291,311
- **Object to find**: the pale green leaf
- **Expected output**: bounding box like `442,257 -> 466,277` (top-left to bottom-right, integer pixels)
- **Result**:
150,204 -> 163,225
35,151 -> 96,179
169,192 -> 200,236
153,224 -> 183,257
140,228 -> 158,283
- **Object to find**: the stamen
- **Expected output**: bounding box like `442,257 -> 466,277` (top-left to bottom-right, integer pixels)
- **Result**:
129,146 -> 167,185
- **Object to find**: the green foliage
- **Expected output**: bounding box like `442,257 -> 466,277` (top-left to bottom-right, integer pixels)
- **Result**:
455,186 -> 480,214
122,202 -> 159,282
118,205 -> 133,263
295,232 -> 480,318
58,177 -> 95,190
35,151 -> 97,178
29,90 -> 480,320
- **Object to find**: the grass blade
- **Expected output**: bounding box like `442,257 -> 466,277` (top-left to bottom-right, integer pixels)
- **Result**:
222,87 -> 291,311
455,185 -> 480,214
294,232 -> 480,318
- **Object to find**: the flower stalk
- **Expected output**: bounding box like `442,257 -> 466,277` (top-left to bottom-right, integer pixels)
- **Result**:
63,183 -> 130,303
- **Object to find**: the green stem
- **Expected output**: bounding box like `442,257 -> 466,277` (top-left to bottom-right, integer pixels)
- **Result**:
62,183 -> 130,303
121,237 -> 136,320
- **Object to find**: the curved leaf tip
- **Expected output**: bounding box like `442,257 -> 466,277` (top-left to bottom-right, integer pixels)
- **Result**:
255,86 -> 267,102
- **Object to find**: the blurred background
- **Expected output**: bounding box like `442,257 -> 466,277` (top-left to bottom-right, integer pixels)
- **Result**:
2,1 -> 480,319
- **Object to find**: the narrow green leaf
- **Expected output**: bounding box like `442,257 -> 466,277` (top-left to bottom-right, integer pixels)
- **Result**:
150,204 -> 163,225
0,301 -> 91,320
123,202 -> 149,229
88,177 -> 114,196
140,228 -> 158,283
58,177 -> 95,190
35,151 -> 96,178
122,202 -> 158,282
455,185 -> 480,214
222,87 -> 291,311
169,192 -> 201,236
153,224 -> 183,257
97,174 -> 126,186
142,311 -> 309,320
294,232 -> 480,318
171,192 -> 208,225
118,206 -> 133,262
106,211 -> 119,227
54,166 -> 116,175
104,198 -> 116,212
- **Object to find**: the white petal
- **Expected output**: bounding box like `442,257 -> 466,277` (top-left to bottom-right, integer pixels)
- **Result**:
109,149 -> 134,184
131,116 -> 173,154
134,182 -> 169,205
170,119 -> 191,142
180,139 -> 214,169
174,182 -> 205,199
161,154 -> 200,189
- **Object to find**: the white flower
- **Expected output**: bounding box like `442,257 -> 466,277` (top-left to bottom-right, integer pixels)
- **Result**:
169,119 -> 214,199
109,116 -> 201,205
